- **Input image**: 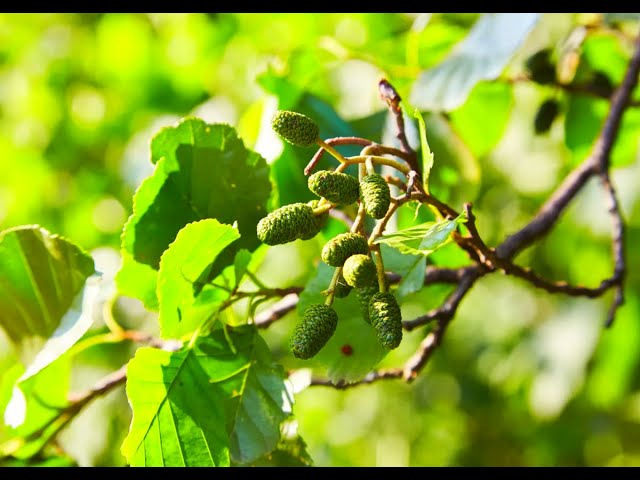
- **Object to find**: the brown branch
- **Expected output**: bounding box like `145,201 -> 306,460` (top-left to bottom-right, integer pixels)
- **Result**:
16,363 -> 130,457
599,172 -> 626,327
384,174 -> 407,192
403,267 -> 483,331
497,30 -> 640,261
364,143 -> 413,162
459,203 -> 496,267
309,368 -> 402,389
402,170 -> 419,200
407,191 -> 460,220
387,265 -> 469,286
402,327 -> 442,382
300,32 -> 640,390
497,261 -> 618,297
378,78 -> 420,174
67,363 -> 128,405
254,293 -> 299,328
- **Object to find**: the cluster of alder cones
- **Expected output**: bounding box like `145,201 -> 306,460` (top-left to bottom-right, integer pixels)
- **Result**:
257,111 -> 403,359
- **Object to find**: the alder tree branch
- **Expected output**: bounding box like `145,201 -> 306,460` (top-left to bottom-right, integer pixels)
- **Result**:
307,29 -> 640,388
64,31 -> 640,406
378,78 -> 420,175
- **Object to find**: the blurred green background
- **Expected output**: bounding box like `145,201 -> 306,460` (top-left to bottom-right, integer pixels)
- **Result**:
1,12 -> 639,466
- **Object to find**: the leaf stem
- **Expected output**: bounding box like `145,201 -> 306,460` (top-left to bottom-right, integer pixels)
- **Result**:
364,157 -> 375,176
187,325 -> 202,349
312,202 -> 333,215
102,293 -> 124,335
324,266 -> 342,306
372,246 -> 388,293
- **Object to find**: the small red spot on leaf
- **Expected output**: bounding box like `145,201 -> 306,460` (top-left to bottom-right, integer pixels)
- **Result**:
341,344 -> 353,356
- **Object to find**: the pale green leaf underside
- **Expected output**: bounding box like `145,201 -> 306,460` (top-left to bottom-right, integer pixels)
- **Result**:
157,219 -> 240,340
375,212 -> 467,257
0,225 -> 94,364
410,13 -> 539,111
1,356 -> 72,460
381,244 -> 427,302
413,109 -> 434,193
3,276 -> 101,437
122,325 -> 292,466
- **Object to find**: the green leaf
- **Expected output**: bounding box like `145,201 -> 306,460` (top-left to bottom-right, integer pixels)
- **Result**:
2,275 -> 100,447
157,219 -> 241,340
117,119 -> 271,308
232,249 -> 253,291
1,454 -> 77,467
413,109 -> 434,193
410,13 -> 539,111
297,263 -> 387,383
0,226 -> 95,366
121,325 -> 292,466
1,356 -> 72,460
586,295 -> 640,409
121,344 -> 230,466
419,113 -> 481,206
374,212 -> 467,257
580,32 -> 630,85
380,244 -> 426,302
115,252 -> 159,310
449,81 -> 513,157
244,421 -> 313,466
564,94 -> 640,167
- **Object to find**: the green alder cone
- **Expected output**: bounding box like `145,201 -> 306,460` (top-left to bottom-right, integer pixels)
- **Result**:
334,271 -> 353,298
308,170 -> 360,205
257,203 -> 316,245
359,173 -> 391,219
272,110 -> 320,148
343,254 -> 377,288
356,285 -> 379,324
299,199 -> 329,241
321,232 -> 369,267
290,304 -> 338,359
369,292 -> 403,350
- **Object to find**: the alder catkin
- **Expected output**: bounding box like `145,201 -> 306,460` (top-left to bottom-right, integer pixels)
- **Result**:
321,232 -> 369,267
290,304 -> 338,359
271,110 -> 320,148
356,285 -> 379,324
359,173 -> 391,219
308,170 -> 360,205
342,254 -> 377,288
257,203 -> 316,245
369,292 -> 403,350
